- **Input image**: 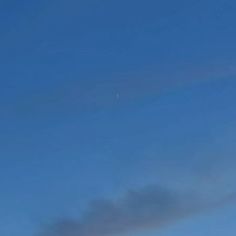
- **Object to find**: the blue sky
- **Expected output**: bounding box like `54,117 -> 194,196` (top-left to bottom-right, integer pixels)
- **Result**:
0,0 -> 236,236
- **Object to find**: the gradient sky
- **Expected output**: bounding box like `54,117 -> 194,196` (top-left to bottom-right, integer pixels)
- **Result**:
0,0 -> 236,236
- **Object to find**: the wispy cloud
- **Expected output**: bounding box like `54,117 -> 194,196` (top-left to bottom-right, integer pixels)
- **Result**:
2,64 -> 236,118
39,185 -> 236,236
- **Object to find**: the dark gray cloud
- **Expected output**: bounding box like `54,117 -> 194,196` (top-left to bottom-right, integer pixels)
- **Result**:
39,186 -> 236,236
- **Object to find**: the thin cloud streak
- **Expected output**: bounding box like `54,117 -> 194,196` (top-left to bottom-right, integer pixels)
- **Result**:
2,64 -> 236,118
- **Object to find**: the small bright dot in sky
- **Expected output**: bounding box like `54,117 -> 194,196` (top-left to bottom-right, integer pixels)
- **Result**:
0,1 -> 236,236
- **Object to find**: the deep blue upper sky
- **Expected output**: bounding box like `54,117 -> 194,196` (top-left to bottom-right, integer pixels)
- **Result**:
0,0 -> 236,236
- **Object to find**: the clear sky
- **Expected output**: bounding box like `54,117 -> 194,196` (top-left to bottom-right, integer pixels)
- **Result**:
0,0 -> 236,236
